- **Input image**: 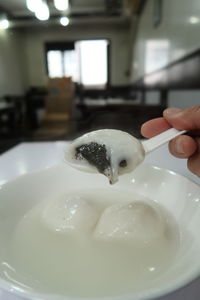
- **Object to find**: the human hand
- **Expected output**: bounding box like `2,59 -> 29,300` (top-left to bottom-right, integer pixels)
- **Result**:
141,106 -> 200,177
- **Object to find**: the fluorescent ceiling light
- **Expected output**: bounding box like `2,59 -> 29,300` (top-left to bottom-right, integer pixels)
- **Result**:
35,1 -> 50,21
60,16 -> 69,26
26,0 -> 43,12
189,16 -> 199,24
54,0 -> 69,11
0,17 -> 9,29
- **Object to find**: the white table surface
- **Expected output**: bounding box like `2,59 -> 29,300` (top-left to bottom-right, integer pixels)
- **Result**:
0,141 -> 199,300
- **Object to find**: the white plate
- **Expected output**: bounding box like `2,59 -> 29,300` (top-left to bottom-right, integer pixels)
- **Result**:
0,163 -> 200,300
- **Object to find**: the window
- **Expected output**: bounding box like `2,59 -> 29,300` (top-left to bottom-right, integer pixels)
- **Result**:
145,39 -> 169,74
76,40 -> 108,87
64,50 -> 79,82
47,50 -> 63,78
47,49 -> 79,81
46,39 -> 108,88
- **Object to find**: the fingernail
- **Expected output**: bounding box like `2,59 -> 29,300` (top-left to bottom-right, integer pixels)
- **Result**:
174,138 -> 185,154
164,108 -> 182,117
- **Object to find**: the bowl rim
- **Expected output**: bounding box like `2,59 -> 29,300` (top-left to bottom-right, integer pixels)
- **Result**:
0,163 -> 199,300
0,162 -> 199,190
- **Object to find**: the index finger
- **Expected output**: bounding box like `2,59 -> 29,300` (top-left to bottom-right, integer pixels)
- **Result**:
141,117 -> 171,138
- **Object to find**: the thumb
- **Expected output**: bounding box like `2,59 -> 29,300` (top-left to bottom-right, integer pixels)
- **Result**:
163,106 -> 200,131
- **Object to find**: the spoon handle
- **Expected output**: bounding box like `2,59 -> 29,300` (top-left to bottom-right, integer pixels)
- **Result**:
142,128 -> 187,154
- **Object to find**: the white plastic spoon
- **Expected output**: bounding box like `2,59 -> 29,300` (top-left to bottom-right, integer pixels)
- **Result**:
65,128 -> 187,184
142,128 -> 186,154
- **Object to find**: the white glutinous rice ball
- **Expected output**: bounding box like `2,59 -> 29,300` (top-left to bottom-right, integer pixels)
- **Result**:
64,129 -> 145,184
41,195 -> 99,233
94,201 -> 166,243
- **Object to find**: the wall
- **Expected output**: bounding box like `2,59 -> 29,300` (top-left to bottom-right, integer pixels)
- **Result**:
0,28 -> 26,97
132,0 -> 200,81
168,91 -> 200,109
144,91 -> 200,109
23,23 -> 130,88
132,0 -> 200,108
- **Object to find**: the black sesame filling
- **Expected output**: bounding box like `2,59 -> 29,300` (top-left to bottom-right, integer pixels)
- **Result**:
119,159 -> 127,168
75,142 -> 110,174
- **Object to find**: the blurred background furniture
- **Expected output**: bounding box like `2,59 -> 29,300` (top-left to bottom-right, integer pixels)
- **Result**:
34,77 -> 75,140
0,96 -> 25,153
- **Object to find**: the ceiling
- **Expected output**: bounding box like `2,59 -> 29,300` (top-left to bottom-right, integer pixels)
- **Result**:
0,0 -> 123,18
0,0 -> 145,27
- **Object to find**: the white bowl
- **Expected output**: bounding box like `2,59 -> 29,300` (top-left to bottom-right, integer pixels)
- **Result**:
0,163 -> 200,300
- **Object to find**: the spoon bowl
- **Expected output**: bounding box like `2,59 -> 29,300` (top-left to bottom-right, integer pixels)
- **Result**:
65,128 -> 186,183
